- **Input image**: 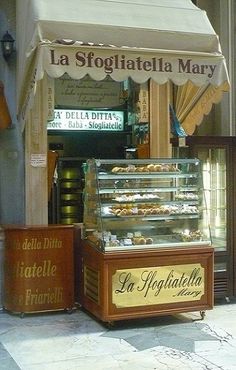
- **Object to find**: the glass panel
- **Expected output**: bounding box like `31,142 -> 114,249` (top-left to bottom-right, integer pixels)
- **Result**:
83,158 -> 212,252
197,148 -> 227,252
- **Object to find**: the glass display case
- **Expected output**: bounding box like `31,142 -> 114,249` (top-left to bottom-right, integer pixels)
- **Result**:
83,158 -> 211,252
172,136 -> 236,300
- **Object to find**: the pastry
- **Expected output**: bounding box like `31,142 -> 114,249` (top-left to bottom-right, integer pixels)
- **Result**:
154,164 -> 162,172
111,166 -> 120,173
147,164 -> 155,172
139,237 -> 146,244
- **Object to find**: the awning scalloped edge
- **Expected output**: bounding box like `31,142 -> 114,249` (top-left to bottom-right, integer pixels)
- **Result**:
181,81 -> 229,135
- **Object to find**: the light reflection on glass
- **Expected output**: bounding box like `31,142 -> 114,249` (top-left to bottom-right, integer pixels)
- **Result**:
201,149 -> 226,251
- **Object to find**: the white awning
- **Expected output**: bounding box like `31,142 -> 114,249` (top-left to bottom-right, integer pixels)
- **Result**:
16,0 -> 230,128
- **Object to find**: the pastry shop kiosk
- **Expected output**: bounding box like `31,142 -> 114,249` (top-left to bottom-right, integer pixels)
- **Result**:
77,158 -> 214,323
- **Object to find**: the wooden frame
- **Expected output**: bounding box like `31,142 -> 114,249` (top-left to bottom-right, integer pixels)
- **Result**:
78,241 -> 214,323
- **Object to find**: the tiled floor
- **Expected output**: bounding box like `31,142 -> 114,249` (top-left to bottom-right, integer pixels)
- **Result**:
0,301 -> 236,370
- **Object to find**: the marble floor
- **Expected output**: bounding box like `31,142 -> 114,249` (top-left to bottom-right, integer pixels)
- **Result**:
0,301 -> 236,370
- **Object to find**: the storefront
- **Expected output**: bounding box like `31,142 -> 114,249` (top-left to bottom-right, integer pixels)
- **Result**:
12,0 -> 231,318
16,0 -> 229,225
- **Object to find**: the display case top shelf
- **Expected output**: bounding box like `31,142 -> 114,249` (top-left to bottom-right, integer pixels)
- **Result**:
98,172 -> 198,179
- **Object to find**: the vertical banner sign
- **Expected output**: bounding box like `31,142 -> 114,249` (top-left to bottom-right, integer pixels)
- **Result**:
139,82 -> 149,123
47,76 -> 55,121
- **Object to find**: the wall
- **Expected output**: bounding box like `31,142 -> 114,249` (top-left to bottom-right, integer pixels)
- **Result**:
0,228 -> 4,307
0,0 -> 25,225
196,0 -> 234,136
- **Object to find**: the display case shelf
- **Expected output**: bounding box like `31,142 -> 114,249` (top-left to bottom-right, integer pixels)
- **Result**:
98,172 -> 198,180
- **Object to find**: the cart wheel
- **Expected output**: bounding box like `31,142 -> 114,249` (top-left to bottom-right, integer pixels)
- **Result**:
106,321 -> 115,329
200,311 -> 206,320
65,308 -> 74,314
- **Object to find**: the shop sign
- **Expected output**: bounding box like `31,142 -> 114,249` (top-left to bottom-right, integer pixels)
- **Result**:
18,44 -> 229,130
47,109 -> 124,131
42,46 -> 225,85
55,75 -> 123,108
49,49 -> 217,79
4,227 -> 74,313
112,264 -> 204,308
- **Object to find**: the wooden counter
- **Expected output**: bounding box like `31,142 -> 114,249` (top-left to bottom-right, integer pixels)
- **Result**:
78,241 -> 214,323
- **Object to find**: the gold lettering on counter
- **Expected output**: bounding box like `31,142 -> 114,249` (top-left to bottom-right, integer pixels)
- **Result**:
14,260 -> 57,278
112,264 -> 205,308
43,238 -> 62,249
3,227 -> 74,313
10,238 -> 63,250
25,287 -> 63,305
22,238 -> 41,250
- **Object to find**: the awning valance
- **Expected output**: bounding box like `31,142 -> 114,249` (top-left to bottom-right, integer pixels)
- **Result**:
17,0 -> 230,129
38,43 -> 229,86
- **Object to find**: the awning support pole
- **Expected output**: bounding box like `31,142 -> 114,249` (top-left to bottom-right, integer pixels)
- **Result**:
25,78 -> 48,225
149,81 -> 172,158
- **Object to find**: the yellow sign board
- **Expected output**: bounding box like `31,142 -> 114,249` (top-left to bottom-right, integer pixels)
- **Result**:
112,264 -> 204,308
